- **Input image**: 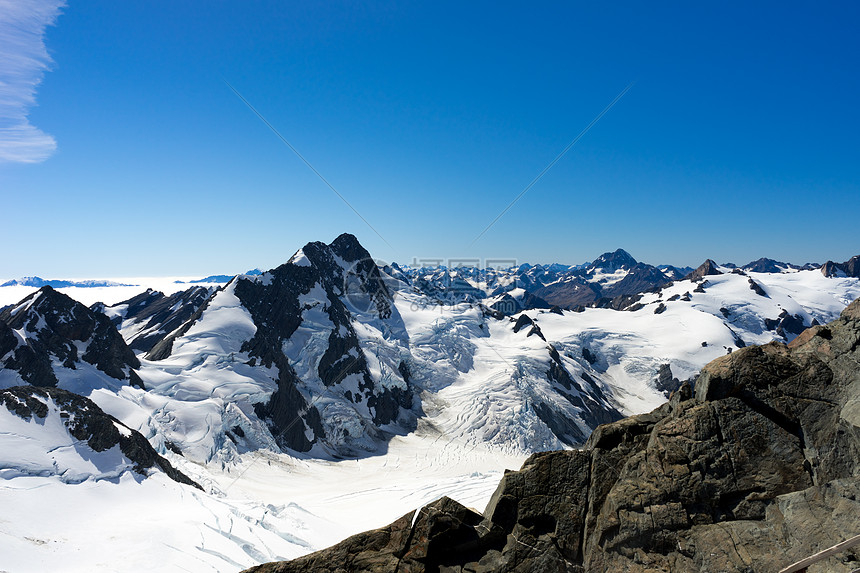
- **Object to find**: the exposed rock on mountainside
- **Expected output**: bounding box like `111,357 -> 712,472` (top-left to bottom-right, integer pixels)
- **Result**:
683,258 -> 723,281
238,234 -> 415,453
585,248 -> 638,273
742,257 -> 801,273
489,290 -> 551,316
244,298 -> 860,573
140,233 -> 417,455
0,385 -> 199,487
0,287 -> 143,389
821,255 -> 860,278
93,286 -> 214,352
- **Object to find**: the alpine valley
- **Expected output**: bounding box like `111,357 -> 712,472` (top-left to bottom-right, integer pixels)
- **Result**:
1,234 -> 859,572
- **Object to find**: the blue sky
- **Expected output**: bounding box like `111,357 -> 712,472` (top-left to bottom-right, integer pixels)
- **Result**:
1,1 -> 858,277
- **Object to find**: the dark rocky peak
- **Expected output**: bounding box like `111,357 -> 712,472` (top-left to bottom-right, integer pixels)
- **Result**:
110,288 -> 163,321
329,232 -> 369,263
511,313 -> 535,334
231,235 -> 413,453
742,257 -> 796,273
0,287 -> 142,389
490,291 -> 551,317
3,286 -> 95,334
247,297 -> 860,573
748,277 -> 769,297
821,255 -> 860,278
299,235 -> 394,319
683,258 -> 723,281
821,260 -> 844,277
0,320 -> 19,363
601,262 -> 672,299
519,290 -> 551,311
97,286 -> 214,353
586,248 -> 638,273
91,288 -> 163,329
1,385 -> 199,488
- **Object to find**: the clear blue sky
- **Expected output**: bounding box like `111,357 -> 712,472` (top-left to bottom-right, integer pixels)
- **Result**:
1,1 -> 858,277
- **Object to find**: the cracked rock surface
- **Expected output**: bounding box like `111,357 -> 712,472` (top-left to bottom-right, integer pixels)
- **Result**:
242,299 -> 860,573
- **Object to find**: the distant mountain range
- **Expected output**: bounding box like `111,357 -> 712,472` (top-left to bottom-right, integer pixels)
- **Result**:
3,237 -> 859,458
0,276 -> 133,288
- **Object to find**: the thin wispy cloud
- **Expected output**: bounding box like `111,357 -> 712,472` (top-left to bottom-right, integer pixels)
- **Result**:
0,0 -> 65,163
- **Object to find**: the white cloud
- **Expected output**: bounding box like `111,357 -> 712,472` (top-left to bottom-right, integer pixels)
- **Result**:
0,0 -> 65,163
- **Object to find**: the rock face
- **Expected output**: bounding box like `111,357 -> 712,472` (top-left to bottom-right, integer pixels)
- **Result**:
585,248 -> 638,274
489,291 -> 551,316
0,385 -> 200,488
683,258 -> 723,281
741,257 -> 806,273
244,298 -> 860,573
93,286 -> 214,352
821,255 -> 860,278
0,287 -> 143,389
239,234 -> 415,453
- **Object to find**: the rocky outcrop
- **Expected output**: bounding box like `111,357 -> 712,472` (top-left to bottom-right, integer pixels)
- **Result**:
0,385 -> 200,488
764,309 -> 808,340
0,287 -> 143,389
742,258 -> 800,273
821,255 -> 860,278
244,298 -> 860,573
489,292 -> 551,316
93,286 -> 214,352
683,258 -> 723,281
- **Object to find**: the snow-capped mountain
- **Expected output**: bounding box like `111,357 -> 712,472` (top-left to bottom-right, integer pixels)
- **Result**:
0,287 -> 144,391
92,286 -> 214,352
1,236 -> 859,571
821,254 -> 860,277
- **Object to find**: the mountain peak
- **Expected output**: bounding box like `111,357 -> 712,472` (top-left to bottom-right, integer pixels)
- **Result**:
0,286 -> 143,390
684,259 -> 723,281
587,249 -> 638,273
329,233 -> 369,263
